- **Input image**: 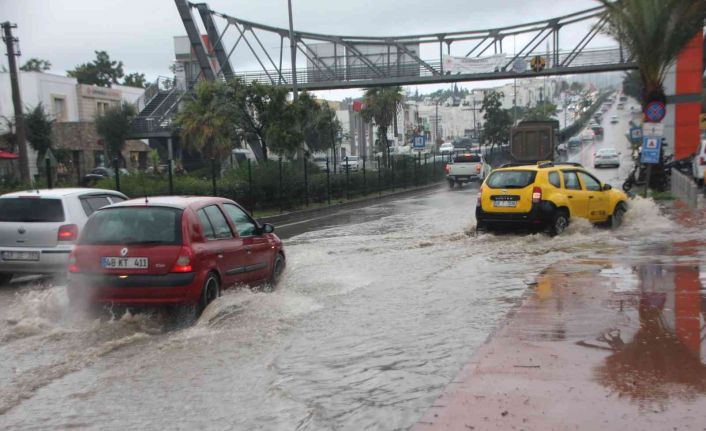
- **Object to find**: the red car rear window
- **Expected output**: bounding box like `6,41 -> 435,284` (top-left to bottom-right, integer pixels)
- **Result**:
80,207 -> 183,245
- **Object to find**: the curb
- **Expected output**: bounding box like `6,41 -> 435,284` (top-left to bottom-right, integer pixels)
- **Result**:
259,182 -> 444,226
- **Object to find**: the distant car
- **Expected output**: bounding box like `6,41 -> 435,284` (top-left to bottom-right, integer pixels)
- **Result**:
594,148 -> 621,168
341,155 -> 361,172
67,196 -> 285,316
439,142 -> 454,154
313,156 -> 329,172
445,153 -> 491,188
568,137 -> 582,149
0,188 -> 127,284
617,103 -> 625,110
610,115 -> 619,124
81,166 -> 129,186
692,139 -> 706,186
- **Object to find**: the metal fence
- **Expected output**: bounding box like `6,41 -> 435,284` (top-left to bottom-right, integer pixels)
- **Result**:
671,168 -> 698,208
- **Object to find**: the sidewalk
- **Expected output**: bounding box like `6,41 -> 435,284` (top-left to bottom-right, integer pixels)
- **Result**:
413,237 -> 706,429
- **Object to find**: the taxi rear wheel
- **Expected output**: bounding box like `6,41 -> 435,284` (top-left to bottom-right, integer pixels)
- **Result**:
609,203 -> 627,229
547,210 -> 569,237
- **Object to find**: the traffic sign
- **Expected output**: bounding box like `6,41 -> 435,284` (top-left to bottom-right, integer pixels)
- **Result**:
412,135 -> 426,149
530,55 -> 546,72
629,127 -> 642,142
640,136 -> 662,164
644,100 -> 666,123
643,122 -> 664,137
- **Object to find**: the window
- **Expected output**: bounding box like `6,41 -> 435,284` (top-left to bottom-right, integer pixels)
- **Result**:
548,171 -> 561,188
96,101 -> 110,115
0,198 -> 64,222
197,209 -> 216,240
563,171 -> 581,190
453,154 -> 481,163
80,196 -> 111,216
578,172 -> 602,191
486,170 -> 537,189
203,205 -> 233,239
80,207 -> 182,245
223,204 -> 257,237
52,97 -> 67,121
109,196 -> 126,203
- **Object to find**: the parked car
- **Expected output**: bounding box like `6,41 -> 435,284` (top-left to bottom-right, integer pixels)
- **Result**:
67,196 -> 285,315
476,162 -> 628,235
341,156 -> 361,172
594,148 -> 621,168
692,139 -> 706,186
81,166 -> 129,186
0,188 -> 127,284
313,156 -> 329,172
445,153 -> 491,188
568,137 -> 582,149
439,142 -> 454,154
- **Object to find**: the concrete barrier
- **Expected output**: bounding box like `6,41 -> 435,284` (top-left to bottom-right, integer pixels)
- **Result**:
670,168 -> 697,208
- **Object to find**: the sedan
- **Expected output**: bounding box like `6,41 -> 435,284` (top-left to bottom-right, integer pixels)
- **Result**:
0,188 -> 127,284
594,148 -> 621,168
67,196 -> 285,316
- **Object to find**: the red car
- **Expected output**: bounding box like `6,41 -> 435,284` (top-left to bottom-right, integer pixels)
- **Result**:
67,196 -> 285,314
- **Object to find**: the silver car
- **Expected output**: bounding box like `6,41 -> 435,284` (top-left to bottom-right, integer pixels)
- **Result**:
593,148 -> 621,168
0,188 -> 127,283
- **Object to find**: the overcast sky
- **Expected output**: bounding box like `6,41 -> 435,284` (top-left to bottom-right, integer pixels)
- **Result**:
1,0 -> 610,99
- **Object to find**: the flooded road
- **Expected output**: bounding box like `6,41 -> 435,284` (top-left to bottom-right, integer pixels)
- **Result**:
1,103 -> 703,430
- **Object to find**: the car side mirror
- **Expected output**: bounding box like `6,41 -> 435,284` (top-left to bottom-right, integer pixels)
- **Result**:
602,183 -> 612,191
261,223 -> 275,234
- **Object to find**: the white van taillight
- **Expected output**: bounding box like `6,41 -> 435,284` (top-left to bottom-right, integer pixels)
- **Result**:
476,163 -> 481,174
171,247 -> 193,273
68,251 -> 79,273
532,186 -> 542,204
58,224 -> 78,241
444,164 -> 450,174
700,156 -> 706,166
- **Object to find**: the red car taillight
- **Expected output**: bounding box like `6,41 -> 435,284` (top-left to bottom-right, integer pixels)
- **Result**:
58,224 -> 78,241
68,251 -> 79,273
444,164 -> 450,174
476,163 -> 481,174
171,247 -> 194,273
532,186 -> 542,204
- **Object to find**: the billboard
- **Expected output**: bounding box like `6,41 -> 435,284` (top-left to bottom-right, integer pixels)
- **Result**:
306,42 -> 421,83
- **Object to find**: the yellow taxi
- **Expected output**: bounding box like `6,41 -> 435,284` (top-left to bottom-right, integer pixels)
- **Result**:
476,162 -> 629,235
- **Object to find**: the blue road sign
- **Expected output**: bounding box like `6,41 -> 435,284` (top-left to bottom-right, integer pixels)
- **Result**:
640,136 -> 662,164
412,135 -> 426,149
629,126 -> 642,142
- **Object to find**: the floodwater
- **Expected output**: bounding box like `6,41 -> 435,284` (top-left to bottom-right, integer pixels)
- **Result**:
0,99 -> 702,430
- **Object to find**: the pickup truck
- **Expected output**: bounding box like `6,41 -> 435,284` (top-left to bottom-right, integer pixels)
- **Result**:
445,153 -> 491,188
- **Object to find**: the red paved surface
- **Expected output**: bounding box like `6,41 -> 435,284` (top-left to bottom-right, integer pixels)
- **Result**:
412,259 -> 706,431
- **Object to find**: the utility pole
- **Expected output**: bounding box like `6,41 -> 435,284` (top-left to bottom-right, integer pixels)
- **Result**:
287,0 -> 298,101
2,22 -> 30,183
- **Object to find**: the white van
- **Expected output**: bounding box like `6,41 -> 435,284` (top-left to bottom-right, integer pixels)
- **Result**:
231,148 -> 257,167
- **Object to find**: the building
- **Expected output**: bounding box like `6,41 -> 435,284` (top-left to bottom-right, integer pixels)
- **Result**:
0,71 -> 149,181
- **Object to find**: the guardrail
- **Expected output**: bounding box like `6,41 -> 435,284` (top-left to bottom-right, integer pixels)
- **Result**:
671,168 -> 698,208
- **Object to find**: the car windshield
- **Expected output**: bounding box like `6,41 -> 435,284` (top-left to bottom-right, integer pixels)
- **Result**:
453,154 -> 481,163
79,207 -> 183,245
346,156 -> 358,161
598,149 -> 617,156
0,197 -> 65,222
486,170 -> 537,189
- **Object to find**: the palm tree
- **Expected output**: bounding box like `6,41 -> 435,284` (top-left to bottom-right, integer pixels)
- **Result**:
598,0 -> 706,106
174,80 -> 234,160
360,86 -> 404,167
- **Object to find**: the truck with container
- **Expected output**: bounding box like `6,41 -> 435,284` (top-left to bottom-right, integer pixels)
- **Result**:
509,120 -> 560,163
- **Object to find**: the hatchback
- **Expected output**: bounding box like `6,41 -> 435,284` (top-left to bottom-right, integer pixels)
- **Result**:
0,188 -> 127,284
67,196 -> 285,314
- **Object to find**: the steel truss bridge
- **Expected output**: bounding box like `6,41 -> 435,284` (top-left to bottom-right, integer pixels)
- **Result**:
129,1 -> 636,138
176,0 -> 635,90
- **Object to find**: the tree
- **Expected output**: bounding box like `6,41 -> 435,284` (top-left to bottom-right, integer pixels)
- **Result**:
294,93 -> 341,155
25,103 -> 54,165
20,58 -> 51,72
622,70 -> 641,101
360,86 -> 404,166
480,91 -> 512,154
95,102 -> 137,164
67,50 -> 124,87
174,80 -> 235,160
569,82 -> 584,93
598,0 -> 706,106
522,102 -> 558,121
122,72 -> 147,88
